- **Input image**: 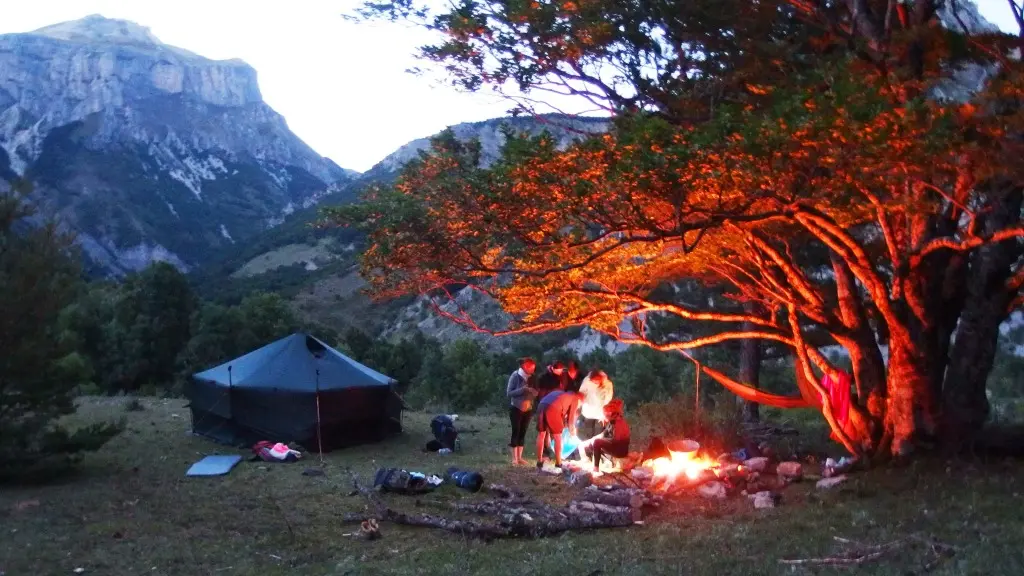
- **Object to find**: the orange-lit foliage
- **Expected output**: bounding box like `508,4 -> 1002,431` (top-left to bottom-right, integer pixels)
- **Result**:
337,0 -> 1024,458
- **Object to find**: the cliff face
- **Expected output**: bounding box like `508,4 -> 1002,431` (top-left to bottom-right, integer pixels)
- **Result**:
0,14 -> 356,275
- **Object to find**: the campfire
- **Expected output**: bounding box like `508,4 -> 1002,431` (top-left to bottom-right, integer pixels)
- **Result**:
642,440 -> 720,489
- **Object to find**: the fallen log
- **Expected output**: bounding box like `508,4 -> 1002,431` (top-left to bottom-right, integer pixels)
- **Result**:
570,501 -> 643,522
577,488 -> 646,509
487,484 -> 526,499
345,468 -> 639,540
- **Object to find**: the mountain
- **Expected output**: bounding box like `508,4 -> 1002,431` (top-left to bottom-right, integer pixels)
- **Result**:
198,113 -> 610,344
0,14 -> 357,276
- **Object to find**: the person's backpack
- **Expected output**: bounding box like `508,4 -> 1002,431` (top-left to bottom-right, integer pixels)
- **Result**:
430,415 -> 459,451
372,467 -> 434,494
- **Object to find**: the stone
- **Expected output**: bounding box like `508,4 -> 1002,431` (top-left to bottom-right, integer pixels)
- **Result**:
776,461 -> 804,480
816,475 -> 849,489
742,457 -> 769,472
569,471 -> 592,488
750,491 -> 778,509
697,481 -> 728,500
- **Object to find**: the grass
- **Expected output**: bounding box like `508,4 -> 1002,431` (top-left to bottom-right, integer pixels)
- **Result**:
2,397 -> 1023,576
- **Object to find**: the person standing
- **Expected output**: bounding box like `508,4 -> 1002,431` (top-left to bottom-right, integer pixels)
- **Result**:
578,370 -> 614,440
566,361 -> 583,392
536,361 -> 569,400
506,358 -> 538,466
535,390 -> 583,470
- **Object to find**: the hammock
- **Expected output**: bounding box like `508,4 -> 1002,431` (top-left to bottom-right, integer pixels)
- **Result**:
699,364 -> 815,409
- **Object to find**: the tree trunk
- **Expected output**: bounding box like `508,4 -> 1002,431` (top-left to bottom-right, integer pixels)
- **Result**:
941,186 -> 1023,449
884,331 -> 936,457
738,303 -> 762,422
739,324 -> 762,423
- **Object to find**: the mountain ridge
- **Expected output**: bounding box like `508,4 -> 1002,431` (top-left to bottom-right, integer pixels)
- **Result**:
0,14 -> 358,275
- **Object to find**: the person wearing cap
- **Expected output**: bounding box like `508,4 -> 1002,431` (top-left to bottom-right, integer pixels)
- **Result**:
536,361 -> 569,401
587,398 -> 630,474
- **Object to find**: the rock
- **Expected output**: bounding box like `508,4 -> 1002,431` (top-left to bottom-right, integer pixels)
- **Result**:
816,475 -> 849,489
569,471 -> 592,488
630,468 -> 653,482
776,461 -> 804,480
742,457 -> 769,472
697,481 -> 728,500
750,491 -> 778,509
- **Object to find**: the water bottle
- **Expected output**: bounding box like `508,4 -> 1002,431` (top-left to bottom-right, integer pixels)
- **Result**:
446,466 -> 484,492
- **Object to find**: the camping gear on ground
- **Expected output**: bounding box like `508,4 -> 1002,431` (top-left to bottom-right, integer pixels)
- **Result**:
185,454 -> 243,476
430,414 -> 460,451
252,440 -> 302,462
373,467 -> 439,494
187,333 -> 403,452
446,467 -> 484,492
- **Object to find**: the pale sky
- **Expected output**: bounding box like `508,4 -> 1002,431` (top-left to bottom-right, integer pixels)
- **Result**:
0,0 -> 1019,172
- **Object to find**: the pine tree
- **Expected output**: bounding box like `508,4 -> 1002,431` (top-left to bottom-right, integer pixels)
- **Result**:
0,187 -> 121,481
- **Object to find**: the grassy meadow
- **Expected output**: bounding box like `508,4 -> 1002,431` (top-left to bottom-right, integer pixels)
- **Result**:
1,397 -> 1023,575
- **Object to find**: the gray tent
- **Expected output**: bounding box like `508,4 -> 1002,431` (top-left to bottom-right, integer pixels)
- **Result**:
187,333 -> 402,450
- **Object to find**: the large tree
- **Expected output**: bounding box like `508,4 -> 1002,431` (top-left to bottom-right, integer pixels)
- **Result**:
329,0 -> 1024,459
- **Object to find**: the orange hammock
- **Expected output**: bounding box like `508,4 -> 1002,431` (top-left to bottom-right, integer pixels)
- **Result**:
699,364 -> 816,409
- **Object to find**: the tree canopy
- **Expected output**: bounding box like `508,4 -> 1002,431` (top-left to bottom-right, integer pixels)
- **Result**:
328,0 -> 1024,459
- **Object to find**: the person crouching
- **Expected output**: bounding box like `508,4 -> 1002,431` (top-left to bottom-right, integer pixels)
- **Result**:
535,390 -> 583,470
590,398 -> 630,474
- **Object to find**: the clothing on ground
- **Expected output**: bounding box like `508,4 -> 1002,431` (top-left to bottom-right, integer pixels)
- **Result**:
508,406 -> 533,448
506,368 -> 537,412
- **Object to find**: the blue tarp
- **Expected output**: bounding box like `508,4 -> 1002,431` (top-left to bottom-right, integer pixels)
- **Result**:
186,454 -> 243,476
550,429 -> 583,460
192,333 -> 393,392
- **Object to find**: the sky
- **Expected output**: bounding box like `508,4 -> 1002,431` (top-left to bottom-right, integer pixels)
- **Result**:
0,0 -> 1019,172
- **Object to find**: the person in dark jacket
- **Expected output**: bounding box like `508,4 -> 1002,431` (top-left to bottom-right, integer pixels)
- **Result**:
506,358 -> 538,466
566,361 -> 583,392
536,361 -> 569,400
589,398 -> 630,474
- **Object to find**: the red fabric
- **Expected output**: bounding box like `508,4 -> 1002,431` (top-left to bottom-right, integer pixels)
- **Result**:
823,371 -> 852,442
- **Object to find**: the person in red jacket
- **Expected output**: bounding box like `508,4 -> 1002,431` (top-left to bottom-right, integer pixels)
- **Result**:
589,398 -> 630,474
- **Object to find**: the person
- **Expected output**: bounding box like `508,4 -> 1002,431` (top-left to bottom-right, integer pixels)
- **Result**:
536,361 -> 569,399
566,361 -> 583,392
588,398 -> 630,474
506,358 -> 538,466
578,369 -> 614,440
535,389 -> 584,470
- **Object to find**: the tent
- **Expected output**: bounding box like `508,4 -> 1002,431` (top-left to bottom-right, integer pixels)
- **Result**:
187,333 -> 403,451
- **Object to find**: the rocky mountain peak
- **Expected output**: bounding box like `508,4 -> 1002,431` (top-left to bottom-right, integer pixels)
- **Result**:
33,14 -> 165,47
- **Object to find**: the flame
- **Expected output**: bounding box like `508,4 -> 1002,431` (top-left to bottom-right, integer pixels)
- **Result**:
644,449 -> 717,482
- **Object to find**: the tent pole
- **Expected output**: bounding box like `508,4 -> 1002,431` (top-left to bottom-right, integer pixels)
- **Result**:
315,368 -> 324,466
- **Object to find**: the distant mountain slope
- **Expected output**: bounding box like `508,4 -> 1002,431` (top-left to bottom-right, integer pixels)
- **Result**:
0,14 -> 358,275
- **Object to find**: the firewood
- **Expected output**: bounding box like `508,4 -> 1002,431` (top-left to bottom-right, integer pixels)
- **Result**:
487,483 -> 526,499
569,501 -> 644,523
344,468 -> 638,540
576,488 -> 646,509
